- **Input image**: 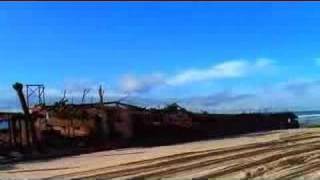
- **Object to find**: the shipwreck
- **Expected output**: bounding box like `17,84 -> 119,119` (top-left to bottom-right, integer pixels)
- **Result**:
0,82 -> 299,162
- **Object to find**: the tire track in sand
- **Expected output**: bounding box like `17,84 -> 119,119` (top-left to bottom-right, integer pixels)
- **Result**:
106,140 -> 320,180
43,131 -> 320,180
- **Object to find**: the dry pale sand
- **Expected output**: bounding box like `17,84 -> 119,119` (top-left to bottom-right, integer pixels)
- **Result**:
1,128 -> 320,180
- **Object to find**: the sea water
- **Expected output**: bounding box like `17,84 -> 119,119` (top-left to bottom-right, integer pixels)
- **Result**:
296,111 -> 320,127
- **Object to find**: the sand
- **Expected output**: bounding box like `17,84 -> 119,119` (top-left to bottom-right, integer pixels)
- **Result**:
1,128 -> 320,180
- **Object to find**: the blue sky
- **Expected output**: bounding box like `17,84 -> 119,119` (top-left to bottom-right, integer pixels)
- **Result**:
1,2 -> 320,112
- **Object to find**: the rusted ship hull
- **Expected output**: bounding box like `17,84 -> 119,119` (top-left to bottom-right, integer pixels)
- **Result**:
129,111 -> 299,146
0,102 -> 300,160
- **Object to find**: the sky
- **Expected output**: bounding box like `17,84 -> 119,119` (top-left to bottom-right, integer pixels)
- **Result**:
1,2 -> 320,112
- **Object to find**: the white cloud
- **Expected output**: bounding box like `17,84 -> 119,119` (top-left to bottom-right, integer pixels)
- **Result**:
181,90 -> 255,108
255,58 -> 274,68
119,58 -> 275,94
169,58 -> 274,85
62,78 -> 102,94
282,79 -> 320,96
119,74 -> 165,94
167,60 -> 249,85
0,58 -> 279,111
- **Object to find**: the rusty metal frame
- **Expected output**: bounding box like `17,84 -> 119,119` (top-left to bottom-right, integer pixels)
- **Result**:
26,84 -> 46,108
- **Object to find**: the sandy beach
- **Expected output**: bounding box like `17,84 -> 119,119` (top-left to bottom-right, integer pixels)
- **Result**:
1,128 -> 320,180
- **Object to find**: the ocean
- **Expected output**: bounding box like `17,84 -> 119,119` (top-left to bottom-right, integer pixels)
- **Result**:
295,111 -> 320,127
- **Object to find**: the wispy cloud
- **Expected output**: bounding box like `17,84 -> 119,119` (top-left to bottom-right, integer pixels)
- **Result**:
181,90 -> 255,107
2,77 -> 320,112
168,58 -> 274,85
167,60 -> 248,85
37,79 -> 103,104
119,74 -> 165,94
119,58 -> 275,94
283,79 -> 320,96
